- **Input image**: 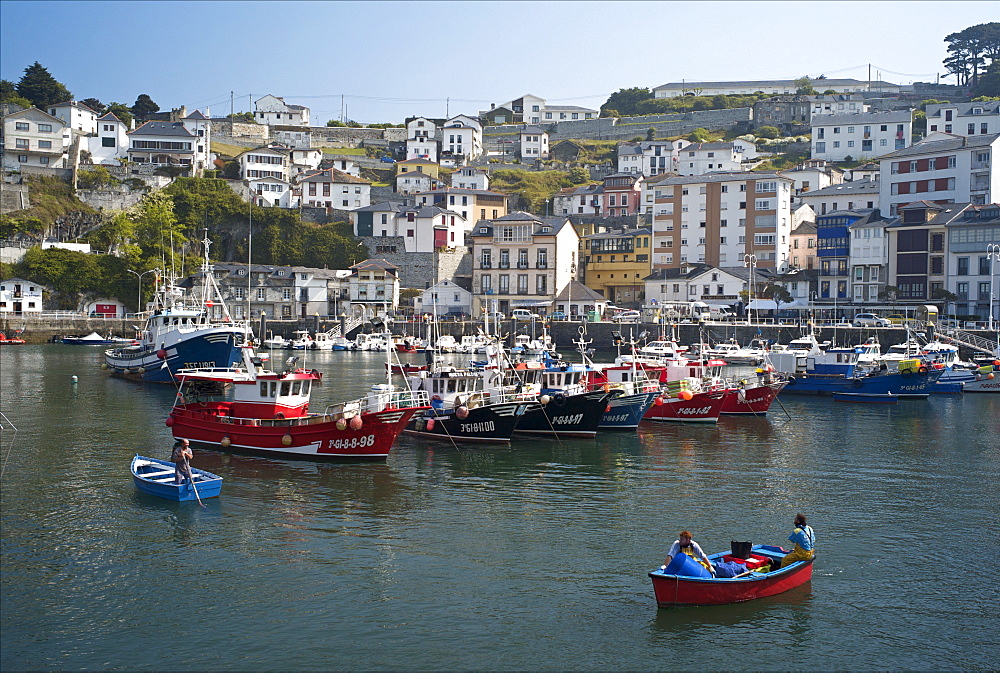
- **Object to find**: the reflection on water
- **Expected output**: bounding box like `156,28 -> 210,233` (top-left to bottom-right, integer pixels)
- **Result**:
1,345 -> 998,671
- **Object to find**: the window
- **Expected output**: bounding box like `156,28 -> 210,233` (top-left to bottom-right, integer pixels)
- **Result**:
815,142 -> 825,154
257,288 -> 266,300
39,157 -> 49,165
536,275 -> 547,294
755,199 -> 771,210
38,123 -> 52,132
15,139 -> 28,148
102,137 -> 115,147
957,257 -> 969,275
15,122 -> 29,131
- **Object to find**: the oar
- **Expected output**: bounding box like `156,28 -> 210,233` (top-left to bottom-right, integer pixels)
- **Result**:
188,469 -> 206,508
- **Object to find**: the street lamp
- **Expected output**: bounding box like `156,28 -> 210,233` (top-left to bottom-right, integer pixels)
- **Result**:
128,268 -> 158,315
987,243 -> 1000,331
743,253 -> 757,325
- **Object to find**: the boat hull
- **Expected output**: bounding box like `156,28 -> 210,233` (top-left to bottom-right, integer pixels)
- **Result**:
779,368 -> 944,398
168,403 -> 422,461
131,455 -> 223,501
404,400 -> 539,444
649,546 -> 813,607
106,328 -> 245,383
720,381 -> 786,415
513,390 -> 612,438
643,391 -> 725,423
599,391 -> 660,429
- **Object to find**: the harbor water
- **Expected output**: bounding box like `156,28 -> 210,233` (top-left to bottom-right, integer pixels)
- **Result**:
1,345 -> 998,671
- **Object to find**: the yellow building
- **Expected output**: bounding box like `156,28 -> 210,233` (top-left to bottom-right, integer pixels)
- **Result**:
395,158 -> 441,179
581,227 -> 652,306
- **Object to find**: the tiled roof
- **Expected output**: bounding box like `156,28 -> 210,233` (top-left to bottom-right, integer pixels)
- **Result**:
129,121 -> 195,137
553,280 -> 606,302
298,167 -> 369,184
811,110 -> 912,125
682,142 -> 735,152
183,110 -> 210,120
651,171 -> 789,186
798,181 -> 879,197
878,132 -> 1000,160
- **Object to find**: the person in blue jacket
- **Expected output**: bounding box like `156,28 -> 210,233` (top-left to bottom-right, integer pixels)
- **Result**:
781,513 -> 816,567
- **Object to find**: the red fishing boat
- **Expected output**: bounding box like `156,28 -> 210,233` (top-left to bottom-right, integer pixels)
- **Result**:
166,348 -> 429,460
642,387 -> 726,422
649,544 -> 813,607
0,330 -> 26,345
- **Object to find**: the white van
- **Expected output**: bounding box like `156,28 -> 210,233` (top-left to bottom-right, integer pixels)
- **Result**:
708,306 -> 734,321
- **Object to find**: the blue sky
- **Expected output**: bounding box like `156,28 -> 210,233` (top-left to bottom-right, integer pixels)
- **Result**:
1,1 -> 993,123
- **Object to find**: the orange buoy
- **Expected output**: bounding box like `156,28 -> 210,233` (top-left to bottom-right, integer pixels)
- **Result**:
349,415 -> 363,430
336,418 -> 347,431
680,390 -> 693,401
281,434 -> 293,446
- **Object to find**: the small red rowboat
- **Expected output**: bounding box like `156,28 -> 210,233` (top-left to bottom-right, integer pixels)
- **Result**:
649,544 -> 813,607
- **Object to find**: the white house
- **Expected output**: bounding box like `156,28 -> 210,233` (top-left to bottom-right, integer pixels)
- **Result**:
82,297 -> 126,317
395,171 -> 444,195
323,156 -> 361,177
797,180 -> 880,216
653,78 -> 898,98
778,160 -> 845,200
252,177 -> 295,208
406,117 -> 439,162
811,110 -> 912,162
617,139 -> 689,176
347,259 -> 400,314
47,100 -> 98,134
357,204 -> 468,254
519,126 -> 549,160
87,112 -> 130,165
288,148 -> 323,179
239,144 -> 290,182
415,278 -> 472,317
2,108 -> 68,169
877,132 -> 1000,215
807,94 -> 870,117
450,166 -> 489,190
299,167 -> 371,210
481,95 -> 598,125
127,110 -> 212,175
440,115 -> 483,164
925,101 -> 1000,137
643,263 -> 761,308
849,214 -> 890,303
0,277 -> 44,313
677,142 -> 745,176
254,94 -> 310,126
554,184 -> 602,216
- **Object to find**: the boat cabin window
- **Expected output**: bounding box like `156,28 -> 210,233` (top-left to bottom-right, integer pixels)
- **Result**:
260,382 -> 268,397
292,381 -> 302,395
302,381 -> 311,396
447,379 -> 457,393
280,382 -> 291,396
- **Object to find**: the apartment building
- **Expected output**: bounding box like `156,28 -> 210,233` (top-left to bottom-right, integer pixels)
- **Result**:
847,212 -> 890,303
616,139 -> 689,176
797,180 -> 880,216
944,204 -> 1000,321
925,101 -> 1000,137
812,110 -> 912,162
2,108 -> 68,169
648,171 -> 794,272
878,132 -> 1000,215
470,212 -> 578,315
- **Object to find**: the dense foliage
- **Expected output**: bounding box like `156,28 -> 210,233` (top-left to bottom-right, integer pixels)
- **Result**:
488,170 -> 576,213
943,22 -> 1000,90
14,62 -> 72,109
601,87 -> 765,117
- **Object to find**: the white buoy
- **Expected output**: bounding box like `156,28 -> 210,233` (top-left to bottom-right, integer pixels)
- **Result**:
71,375 -> 78,383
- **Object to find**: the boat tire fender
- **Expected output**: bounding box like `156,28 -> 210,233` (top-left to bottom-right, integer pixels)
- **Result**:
901,369 -> 912,378
852,378 -> 863,389
553,392 -> 566,406
786,376 -> 796,386
274,412 -> 285,420
918,366 -> 929,375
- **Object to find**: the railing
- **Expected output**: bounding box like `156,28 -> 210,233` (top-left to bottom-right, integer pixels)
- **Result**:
938,327 -> 1000,355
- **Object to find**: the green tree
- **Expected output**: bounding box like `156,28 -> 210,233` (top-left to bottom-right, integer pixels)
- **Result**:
15,61 -> 72,108
77,166 -> 119,190
222,160 -> 241,179
0,79 -> 31,108
601,87 -> 651,117
600,108 -> 619,118
105,102 -> 134,128
759,283 -> 793,313
227,112 -> 254,122
568,166 -> 590,184
326,119 -> 346,127
131,93 -> 160,119
756,125 -> 780,139
80,97 -> 105,115
944,22 -> 1000,87
794,76 -> 817,95
913,110 -> 927,135
878,285 -> 900,306
974,60 -> 1000,97
687,127 -> 711,142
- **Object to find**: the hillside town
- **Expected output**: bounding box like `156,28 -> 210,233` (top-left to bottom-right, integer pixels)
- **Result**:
2,66 -> 999,330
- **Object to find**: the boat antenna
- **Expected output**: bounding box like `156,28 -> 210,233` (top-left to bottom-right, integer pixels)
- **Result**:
247,192 -> 253,335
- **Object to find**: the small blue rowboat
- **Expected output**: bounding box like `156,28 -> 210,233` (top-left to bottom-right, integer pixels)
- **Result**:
131,455 -> 223,502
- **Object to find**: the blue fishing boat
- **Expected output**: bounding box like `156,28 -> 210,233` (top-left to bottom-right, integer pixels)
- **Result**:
104,238 -> 250,383
131,455 -> 223,502
772,344 -> 944,398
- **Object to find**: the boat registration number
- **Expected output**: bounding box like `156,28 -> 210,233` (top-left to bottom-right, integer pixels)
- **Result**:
603,414 -> 630,423
327,435 -> 376,450
460,421 -> 495,433
551,414 -> 584,425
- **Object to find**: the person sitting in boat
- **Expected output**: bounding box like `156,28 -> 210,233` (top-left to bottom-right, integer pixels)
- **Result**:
780,513 -> 815,567
171,439 -> 193,485
664,531 -> 716,577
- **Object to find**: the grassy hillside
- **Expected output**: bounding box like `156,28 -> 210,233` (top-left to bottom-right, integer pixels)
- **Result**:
0,175 -> 96,238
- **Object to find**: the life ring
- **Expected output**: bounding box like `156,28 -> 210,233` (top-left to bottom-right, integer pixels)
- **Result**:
918,366 -> 929,375
901,369 -> 913,378
852,378 -> 863,389
274,412 -> 285,420
176,393 -> 186,405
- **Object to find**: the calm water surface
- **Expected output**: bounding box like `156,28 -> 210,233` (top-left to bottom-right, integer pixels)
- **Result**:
1,345 -> 998,671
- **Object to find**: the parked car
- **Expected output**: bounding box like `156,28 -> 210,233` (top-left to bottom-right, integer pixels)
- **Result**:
852,313 -> 891,327
511,309 -> 541,321
548,311 -> 568,320
611,310 -> 642,323
443,311 -> 468,321
887,314 -> 905,325
484,311 -> 505,321
379,156 -> 396,163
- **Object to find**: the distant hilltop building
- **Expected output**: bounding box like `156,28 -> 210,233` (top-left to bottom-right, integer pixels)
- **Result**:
653,78 -> 900,98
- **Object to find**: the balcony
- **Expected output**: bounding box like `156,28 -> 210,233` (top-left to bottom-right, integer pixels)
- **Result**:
480,263 -> 492,269
499,263 -> 510,269
517,263 -> 529,269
